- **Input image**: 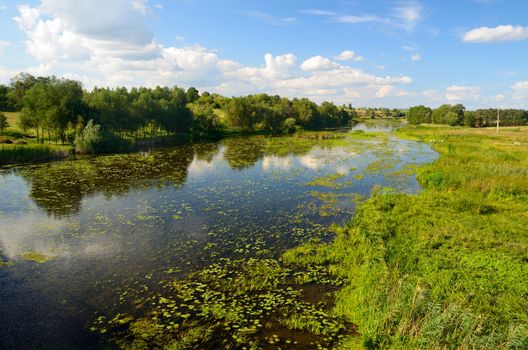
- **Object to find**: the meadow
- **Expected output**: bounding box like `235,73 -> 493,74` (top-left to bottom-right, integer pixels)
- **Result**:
0,111 -> 71,165
285,125 -> 528,349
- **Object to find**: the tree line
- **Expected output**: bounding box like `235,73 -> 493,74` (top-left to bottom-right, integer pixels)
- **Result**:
408,104 -> 528,127
0,73 -> 358,148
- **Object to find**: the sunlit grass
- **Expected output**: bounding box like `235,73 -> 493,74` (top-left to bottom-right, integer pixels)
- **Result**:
0,144 -> 69,165
286,125 -> 528,349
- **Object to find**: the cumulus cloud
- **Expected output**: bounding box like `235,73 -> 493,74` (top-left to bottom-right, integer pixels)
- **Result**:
10,0 -> 414,105
511,81 -> 528,100
300,55 -> 338,71
333,50 -> 363,62
462,25 -> 528,43
446,85 -> 481,102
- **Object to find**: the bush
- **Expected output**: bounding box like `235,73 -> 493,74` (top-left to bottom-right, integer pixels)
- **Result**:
75,120 -> 102,154
75,120 -> 132,154
283,117 -> 296,133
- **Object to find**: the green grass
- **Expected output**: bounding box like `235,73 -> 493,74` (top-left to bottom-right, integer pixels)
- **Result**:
1,111 -> 32,139
0,144 -> 69,165
284,125 -> 528,349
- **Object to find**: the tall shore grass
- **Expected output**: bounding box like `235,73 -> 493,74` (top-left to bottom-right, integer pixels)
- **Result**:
0,144 -> 68,165
284,125 -> 528,349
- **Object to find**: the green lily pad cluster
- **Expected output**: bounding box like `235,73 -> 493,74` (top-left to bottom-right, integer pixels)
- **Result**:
92,258 -> 352,349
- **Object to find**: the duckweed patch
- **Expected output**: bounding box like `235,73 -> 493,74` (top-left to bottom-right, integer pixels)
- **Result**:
93,258 -> 351,349
20,251 -> 54,263
304,173 -> 346,189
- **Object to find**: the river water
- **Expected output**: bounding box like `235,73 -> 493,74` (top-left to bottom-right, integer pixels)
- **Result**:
0,125 -> 436,349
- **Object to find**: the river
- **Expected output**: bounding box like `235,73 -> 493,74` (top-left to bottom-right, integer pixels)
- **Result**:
0,124 -> 436,349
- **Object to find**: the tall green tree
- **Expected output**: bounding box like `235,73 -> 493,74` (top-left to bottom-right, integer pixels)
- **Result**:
0,85 -> 11,111
8,73 -> 42,111
408,105 -> 432,124
432,104 -> 464,126
292,98 -> 320,129
21,77 -> 83,143
224,97 -> 255,131
186,87 -> 199,103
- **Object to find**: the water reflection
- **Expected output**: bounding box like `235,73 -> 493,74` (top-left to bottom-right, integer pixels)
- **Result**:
351,119 -> 404,132
0,131 -> 437,349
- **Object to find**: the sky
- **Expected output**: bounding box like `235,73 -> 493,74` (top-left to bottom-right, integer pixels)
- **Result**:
0,0 -> 527,108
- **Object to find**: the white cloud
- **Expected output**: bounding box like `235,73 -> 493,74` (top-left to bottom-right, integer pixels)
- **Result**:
14,5 -> 41,32
132,0 -> 149,15
446,85 -> 481,102
304,1 -> 423,32
39,0 -> 153,44
511,81 -> 528,100
494,94 -> 505,102
336,15 -> 380,24
462,25 -> 528,43
300,55 -> 338,72
10,0 -> 413,105
422,89 -> 441,101
333,50 -> 363,62
302,9 -> 338,16
375,85 -> 394,98
241,11 -> 297,26
410,53 -> 421,61
390,2 -> 423,32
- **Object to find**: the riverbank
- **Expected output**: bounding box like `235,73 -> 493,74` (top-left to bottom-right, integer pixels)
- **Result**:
285,125 -> 528,348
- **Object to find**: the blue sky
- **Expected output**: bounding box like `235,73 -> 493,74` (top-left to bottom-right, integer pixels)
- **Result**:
0,0 -> 527,108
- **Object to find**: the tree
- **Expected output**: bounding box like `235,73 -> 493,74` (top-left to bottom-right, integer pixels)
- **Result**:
432,104 -> 464,125
186,87 -> 199,103
283,117 -> 296,133
0,85 -> 11,111
21,77 -> 84,143
407,105 -> 432,124
192,105 -> 222,135
318,102 -> 341,128
163,87 -> 194,133
8,73 -> 41,110
390,109 -> 405,119
0,112 -> 8,134
224,97 -> 255,131
292,98 -> 320,129
464,111 -> 476,127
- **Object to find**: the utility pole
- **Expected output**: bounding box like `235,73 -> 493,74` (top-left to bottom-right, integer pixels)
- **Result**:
496,108 -> 500,133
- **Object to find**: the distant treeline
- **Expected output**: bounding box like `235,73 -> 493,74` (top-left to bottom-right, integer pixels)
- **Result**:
408,104 -> 528,127
0,73 -> 357,148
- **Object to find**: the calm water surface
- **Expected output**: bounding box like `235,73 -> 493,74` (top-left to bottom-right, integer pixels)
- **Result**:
0,126 -> 436,349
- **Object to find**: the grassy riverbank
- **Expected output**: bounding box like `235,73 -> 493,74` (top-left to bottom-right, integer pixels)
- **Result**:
0,111 -> 72,165
285,125 -> 528,349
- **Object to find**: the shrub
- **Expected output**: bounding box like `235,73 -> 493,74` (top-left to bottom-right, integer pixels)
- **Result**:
75,120 -> 132,154
283,117 -> 296,133
75,120 -> 102,154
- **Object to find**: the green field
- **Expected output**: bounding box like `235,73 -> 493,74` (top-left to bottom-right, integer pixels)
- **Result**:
0,111 -> 73,165
285,125 -> 528,349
